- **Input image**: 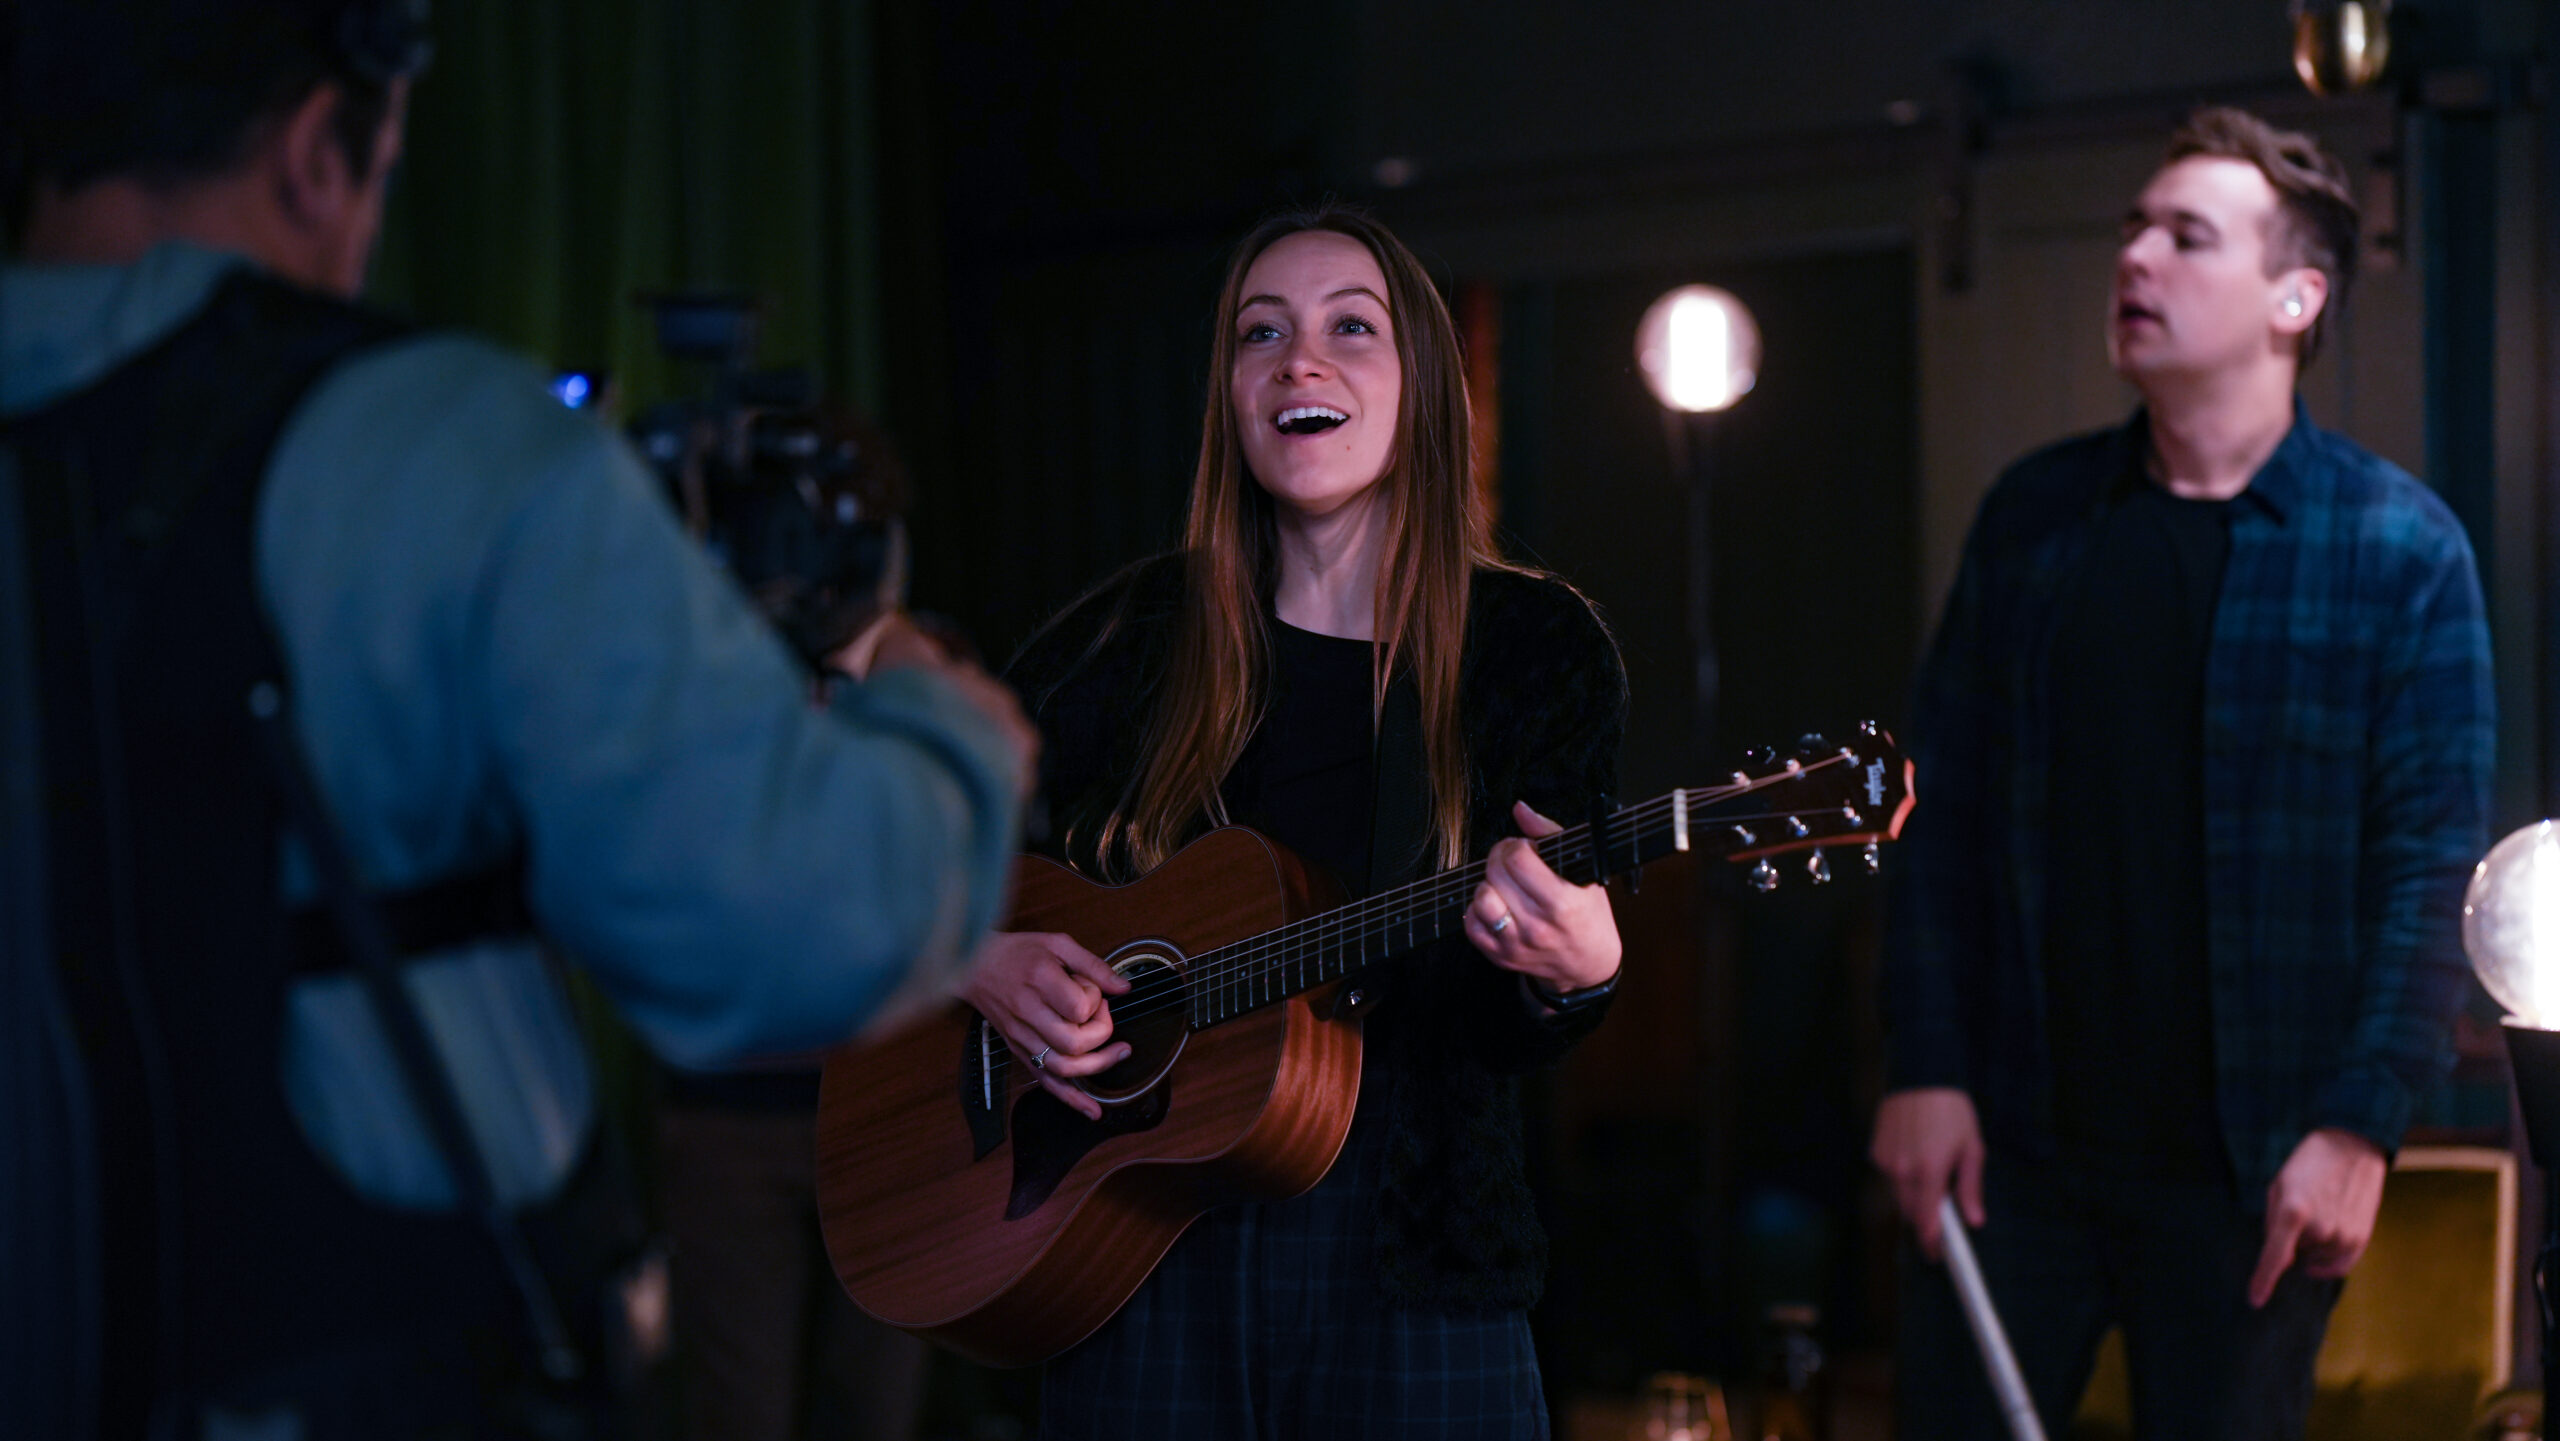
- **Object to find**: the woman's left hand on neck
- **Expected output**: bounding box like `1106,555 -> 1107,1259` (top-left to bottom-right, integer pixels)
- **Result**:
1463,801 -> 1627,1002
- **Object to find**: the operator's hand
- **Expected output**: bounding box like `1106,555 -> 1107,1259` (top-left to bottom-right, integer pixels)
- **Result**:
1463,801 -> 1623,1004
1871,1086 -> 1986,1262
829,613 -> 1040,798
824,608 -> 931,677
2248,1127 -> 2386,1307
957,930 -> 1131,1121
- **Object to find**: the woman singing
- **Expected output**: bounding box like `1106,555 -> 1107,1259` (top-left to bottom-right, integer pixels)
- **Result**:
964,205 -> 1627,1439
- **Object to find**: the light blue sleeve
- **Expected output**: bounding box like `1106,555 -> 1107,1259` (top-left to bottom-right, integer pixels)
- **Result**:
259,334 -> 1022,1068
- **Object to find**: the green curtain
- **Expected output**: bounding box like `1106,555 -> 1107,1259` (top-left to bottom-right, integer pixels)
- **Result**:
371,0 -> 885,417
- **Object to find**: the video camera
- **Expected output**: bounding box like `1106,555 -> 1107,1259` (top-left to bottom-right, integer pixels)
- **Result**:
562,294 -> 907,669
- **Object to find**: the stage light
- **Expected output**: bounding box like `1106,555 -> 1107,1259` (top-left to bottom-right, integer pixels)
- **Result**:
1638,284 -> 1759,776
2463,820 -> 2560,1395
2291,0 -> 2392,96
1636,286 -> 1760,414
2465,821 -> 2560,1029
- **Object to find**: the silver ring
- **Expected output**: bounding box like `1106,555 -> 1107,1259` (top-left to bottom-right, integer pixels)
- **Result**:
1031,1045 -> 1053,1070
1488,913 -> 1512,935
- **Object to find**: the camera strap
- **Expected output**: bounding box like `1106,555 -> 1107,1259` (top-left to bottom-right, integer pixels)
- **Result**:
247,678 -> 588,1386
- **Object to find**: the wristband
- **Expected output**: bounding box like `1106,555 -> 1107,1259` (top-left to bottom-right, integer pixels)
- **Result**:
1529,969 -> 1618,1014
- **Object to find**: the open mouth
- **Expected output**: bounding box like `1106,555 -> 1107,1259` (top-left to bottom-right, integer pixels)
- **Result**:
1275,405 -> 1349,437
2116,299 -> 2161,326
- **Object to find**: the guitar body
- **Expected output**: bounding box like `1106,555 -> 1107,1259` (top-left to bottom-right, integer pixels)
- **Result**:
815,827 -> 1360,1368
813,725 -> 1916,1370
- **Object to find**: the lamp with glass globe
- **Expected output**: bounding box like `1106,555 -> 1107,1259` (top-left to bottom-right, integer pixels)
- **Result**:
1634,285 -> 1758,771
2462,820 -> 2560,1395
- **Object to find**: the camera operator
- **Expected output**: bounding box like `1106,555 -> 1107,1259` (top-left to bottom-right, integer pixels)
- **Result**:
0,3 -> 1033,1438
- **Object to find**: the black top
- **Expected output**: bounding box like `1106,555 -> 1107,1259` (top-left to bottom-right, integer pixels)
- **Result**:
1222,621 -> 1378,895
2043,475 -> 2230,1180
1006,557 -> 1627,1308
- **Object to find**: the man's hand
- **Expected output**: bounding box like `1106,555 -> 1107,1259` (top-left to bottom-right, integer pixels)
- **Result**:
1871,1086 -> 1985,1262
2247,1127 -> 2386,1307
829,614 -> 1040,797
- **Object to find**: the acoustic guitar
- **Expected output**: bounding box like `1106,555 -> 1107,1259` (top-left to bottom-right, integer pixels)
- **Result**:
814,724 -> 1914,1367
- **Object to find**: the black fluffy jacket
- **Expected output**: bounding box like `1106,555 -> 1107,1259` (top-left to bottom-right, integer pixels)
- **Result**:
1005,555 -> 1629,1309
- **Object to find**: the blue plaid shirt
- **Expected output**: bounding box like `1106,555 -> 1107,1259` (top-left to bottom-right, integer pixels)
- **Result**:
1884,405 -> 2494,1200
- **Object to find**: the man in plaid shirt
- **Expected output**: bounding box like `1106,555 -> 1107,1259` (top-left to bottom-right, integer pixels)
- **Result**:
1872,107 -> 2493,1440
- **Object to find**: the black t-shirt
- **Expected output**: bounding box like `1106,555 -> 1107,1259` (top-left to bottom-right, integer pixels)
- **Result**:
2043,478 -> 2231,1181
1221,620 -> 1378,895
1217,618 -> 1396,1126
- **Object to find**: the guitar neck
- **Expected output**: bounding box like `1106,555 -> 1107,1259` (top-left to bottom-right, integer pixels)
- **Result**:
1184,792 -> 1694,1029
1182,732 -> 1911,1031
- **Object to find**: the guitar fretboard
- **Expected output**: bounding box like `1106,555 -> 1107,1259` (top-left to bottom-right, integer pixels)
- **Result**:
967,734 -> 1902,1089
1182,789 -> 1697,1028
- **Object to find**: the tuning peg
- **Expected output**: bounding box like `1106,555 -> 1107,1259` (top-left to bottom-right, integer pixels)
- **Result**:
1807,849 -> 1832,884
1858,719 -> 1882,739
1743,745 -> 1778,770
1786,816 -> 1809,839
1731,824 -> 1758,848
1863,841 -> 1881,874
1750,859 -> 1780,892
1796,732 -> 1829,755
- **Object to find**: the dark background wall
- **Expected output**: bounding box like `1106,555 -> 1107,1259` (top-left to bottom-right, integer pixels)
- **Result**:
370,0 -> 2557,1423
851,6 -> 2547,1398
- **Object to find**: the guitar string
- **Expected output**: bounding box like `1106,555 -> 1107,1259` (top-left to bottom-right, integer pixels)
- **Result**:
1188,798 -> 1799,988
1087,781 -> 1708,1013
1114,799 -> 1843,1031
989,811 -> 1665,1076
986,756 -> 1886,1076
984,753 -> 1889,1082
987,769 -> 1872,1073
984,820 -> 1667,1087
1164,752 -> 1871,1002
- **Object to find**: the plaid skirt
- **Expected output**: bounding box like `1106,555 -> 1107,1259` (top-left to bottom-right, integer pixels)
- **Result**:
1038,1064 -> 1548,1440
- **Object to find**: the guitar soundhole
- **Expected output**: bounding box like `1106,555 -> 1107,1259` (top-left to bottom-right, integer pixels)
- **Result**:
1079,948 -> 1189,1106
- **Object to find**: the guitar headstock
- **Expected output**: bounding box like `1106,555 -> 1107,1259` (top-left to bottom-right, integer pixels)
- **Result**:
1689,720 -> 1914,890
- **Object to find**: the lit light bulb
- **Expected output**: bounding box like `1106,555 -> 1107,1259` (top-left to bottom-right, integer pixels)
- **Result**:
2291,0 -> 2393,96
1636,285 -> 1760,414
2462,821 -> 2560,1029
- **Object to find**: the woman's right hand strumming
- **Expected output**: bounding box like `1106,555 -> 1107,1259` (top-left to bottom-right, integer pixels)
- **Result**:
958,930 -> 1132,1120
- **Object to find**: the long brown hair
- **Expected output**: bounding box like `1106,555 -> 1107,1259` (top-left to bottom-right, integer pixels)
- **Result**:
1095,204 -> 1504,879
